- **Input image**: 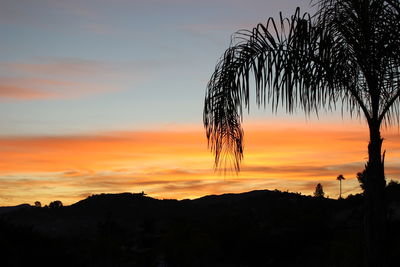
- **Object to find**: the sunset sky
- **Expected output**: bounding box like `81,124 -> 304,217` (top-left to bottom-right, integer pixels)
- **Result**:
1,0 -> 399,206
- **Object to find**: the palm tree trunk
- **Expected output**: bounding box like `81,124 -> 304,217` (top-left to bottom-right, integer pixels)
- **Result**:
364,120 -> 387,267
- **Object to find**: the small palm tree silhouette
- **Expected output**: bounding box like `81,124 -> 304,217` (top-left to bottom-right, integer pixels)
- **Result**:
337,174 -> 345,199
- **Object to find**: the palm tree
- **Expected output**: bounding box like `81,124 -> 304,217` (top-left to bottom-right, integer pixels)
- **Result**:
203,0 -> 399,266
337,174 -> 345,199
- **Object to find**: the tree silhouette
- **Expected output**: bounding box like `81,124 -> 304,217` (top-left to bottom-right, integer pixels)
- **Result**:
314,183 -> 325,198
337,175 -> 345,199
49,200 -> 63,209
203,1 -> 399,265
34,201 -> 41,208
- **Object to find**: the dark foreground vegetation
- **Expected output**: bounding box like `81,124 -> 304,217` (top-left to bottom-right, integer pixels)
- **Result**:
1,184 -> 400,267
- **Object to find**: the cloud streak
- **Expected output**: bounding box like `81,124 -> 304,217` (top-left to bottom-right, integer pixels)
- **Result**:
0,77 -> 118,101
0,58 -> 153,101
0,84 -> 55,100
1,122 -> 399,206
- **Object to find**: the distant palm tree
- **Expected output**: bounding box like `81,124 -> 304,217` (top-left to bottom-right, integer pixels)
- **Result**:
203,1 -> 399,266
337,174 -> 345,199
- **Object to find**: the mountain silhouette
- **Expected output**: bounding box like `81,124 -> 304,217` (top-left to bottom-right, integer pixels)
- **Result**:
1,187 -> 400,266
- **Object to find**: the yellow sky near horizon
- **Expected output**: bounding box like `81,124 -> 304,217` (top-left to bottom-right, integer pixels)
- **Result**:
1,121 -> 400,206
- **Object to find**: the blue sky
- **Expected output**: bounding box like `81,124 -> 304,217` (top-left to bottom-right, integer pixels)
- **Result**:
0,0 -> 315,136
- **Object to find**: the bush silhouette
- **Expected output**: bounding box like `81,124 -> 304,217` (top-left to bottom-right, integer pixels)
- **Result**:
49,200 -> 63,209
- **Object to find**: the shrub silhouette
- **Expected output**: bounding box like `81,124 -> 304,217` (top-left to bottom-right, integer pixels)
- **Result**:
49,200 -> 63,209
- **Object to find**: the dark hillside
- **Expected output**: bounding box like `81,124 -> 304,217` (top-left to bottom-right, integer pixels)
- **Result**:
1,187 -> 400,267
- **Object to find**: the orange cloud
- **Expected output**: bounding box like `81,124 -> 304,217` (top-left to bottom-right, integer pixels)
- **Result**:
0,58 -> 149,101
0,84 -> 55,100
0,121 -> 399,206
6,60 -> 109,77
0,76 -> 120,101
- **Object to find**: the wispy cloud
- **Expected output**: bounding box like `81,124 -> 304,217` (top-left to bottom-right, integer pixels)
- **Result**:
0,84 -> 55,100
0,77 -> 119,101
242,162 -> 366,178
5,59 -> 121,77
0,58 -> 154,101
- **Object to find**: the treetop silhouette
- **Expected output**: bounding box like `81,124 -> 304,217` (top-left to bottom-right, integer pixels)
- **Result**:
314,183 -> 325,198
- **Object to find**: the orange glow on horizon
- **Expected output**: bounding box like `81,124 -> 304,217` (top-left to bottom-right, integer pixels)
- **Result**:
1,121 -> 400,206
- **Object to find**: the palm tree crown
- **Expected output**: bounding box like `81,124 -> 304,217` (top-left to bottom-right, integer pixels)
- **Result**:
204,0 -> 400,170
337,174 -> 345,181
